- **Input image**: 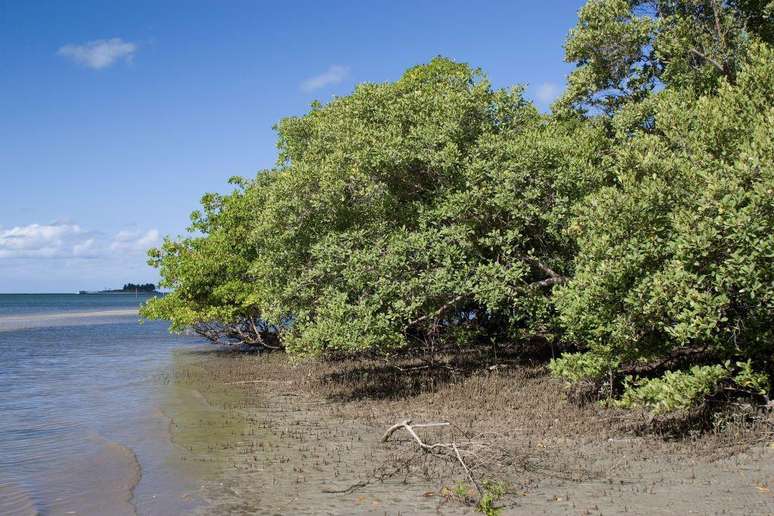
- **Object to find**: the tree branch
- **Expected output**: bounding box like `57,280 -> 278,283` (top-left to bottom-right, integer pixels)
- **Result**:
404,294 -> 466,329
529,275 -> 568,289
521,255 -> 568,288
689,47 -> 727,76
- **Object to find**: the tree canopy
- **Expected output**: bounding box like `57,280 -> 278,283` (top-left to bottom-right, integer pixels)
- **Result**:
557,0 -> 774,116
142,1 -> 773,415
551,43 -> 774,411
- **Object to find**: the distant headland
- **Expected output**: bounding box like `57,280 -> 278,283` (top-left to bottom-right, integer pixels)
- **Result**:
78,283 -> 159,295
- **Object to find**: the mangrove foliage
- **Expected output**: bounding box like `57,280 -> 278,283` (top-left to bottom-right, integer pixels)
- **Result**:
142,0 -> 774,415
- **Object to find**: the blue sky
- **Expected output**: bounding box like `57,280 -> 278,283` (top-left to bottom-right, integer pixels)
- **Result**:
0,0 -> 585,292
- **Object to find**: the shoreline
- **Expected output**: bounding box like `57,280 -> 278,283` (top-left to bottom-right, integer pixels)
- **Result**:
0,311 -> 208,516
0,309 -> 139,332
168,349 -> 774,514
167,350 -> 462,514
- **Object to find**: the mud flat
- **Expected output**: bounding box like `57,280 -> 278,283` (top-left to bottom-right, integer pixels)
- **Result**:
168,349 -> 774,515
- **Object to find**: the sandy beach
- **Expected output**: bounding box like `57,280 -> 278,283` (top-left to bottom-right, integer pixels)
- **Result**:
0,309 -> 139,332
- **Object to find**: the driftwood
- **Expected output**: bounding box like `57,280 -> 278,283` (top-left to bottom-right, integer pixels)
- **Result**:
382,419 -> 483,496
324,419 -> 509,503
321,480 -> 370,494
223,379 -> 293,385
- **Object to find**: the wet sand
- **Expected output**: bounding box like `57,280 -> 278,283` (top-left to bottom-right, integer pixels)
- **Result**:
165,351 -> 463,515
168,350 -> 774,515
50,435 -> 140,516
0,309 -> 139,331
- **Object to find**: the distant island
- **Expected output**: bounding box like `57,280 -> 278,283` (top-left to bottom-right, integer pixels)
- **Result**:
78,283 -> 159,295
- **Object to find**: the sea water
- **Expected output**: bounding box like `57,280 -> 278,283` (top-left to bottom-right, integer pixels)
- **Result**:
0,293 -> 208,515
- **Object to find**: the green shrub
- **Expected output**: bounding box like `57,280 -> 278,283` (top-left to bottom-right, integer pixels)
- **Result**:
553,43 -> 774,410
733,359 -> 770,395
616,361 -> 770,414
236,57 -> 606,358
616,365 -> 730,414
549,352 -> 618,383
143,1 -> 774,421
477,480 -> 506,516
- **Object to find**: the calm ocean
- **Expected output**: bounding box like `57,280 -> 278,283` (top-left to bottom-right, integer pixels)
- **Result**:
0,293 -> 208,515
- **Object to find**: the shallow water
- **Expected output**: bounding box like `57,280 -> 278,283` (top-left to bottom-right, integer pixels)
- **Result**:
0,294 -> 210,515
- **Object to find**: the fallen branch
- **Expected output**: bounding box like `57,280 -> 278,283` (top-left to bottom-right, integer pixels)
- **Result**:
382,418 -> 413,442
382,419 -> 482,496
453,442 -> 483,496
223,379 -> 294,385
321,480 -> 370,494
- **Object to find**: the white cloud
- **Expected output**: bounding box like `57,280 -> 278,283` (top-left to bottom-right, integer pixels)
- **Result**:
73,238 -> 97,257
57,38 -> 137,69
535,82 -> 561,104
0,222 -> 161,291
110,229 -> 160,253
301,65 -> 350,92
0,222 -> 159,259
0,222 -> 97,258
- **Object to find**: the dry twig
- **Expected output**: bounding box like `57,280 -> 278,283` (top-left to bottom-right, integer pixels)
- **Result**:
382,419 -> 483,496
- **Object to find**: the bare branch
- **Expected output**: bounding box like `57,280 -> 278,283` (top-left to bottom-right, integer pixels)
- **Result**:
453,443 -> 483,496
529,275 -> 567,289
689,47 -> 727,76
711,0 -> 726,51
382,419 -> 413,442
521,255 -> 568,288
382,419 -> 484,499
